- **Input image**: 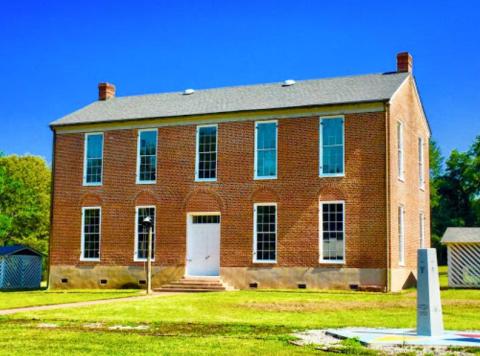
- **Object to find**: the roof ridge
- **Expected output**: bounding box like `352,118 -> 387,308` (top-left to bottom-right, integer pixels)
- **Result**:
112,72 -> 402,100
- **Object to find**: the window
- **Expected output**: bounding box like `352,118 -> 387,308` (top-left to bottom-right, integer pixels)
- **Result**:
192,215 -> 220,224
196,125 -> 217,181
137,129 -> 157,183
397,121 -> 404,181
418,137 -> 425,189
135,206 -> 156,261
81,207 -> 101,261
320,117 -> 344,176
255,121 -> 277,179
83,133 -> 103,185
419,212 -> 425,248
398,205 -> 405,266
320,201 -> 345,263
253,204 -> 277,262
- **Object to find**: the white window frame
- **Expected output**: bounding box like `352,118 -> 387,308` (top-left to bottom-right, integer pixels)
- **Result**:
195,124 -> 218,182
254,120 -> 278,180
397,121 -> 405,181
319,116 -> 345,178
136,128 -> 158,185
83,132 -> 104,186
253,202 -> 277,263
419,211 -> 425,248
134,205 -> 156,262
398,205 -> 405,266
319,200 -> 346,264
418,137 -> 425,190
80,206 -> 101,262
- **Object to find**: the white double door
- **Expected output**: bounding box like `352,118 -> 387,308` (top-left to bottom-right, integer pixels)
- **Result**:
186,214 -> 220,276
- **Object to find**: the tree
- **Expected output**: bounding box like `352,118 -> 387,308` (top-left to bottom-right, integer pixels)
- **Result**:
429,140 -> 443,211
429,140 -> 445,262
430,136 -> 480,264
0,154 -> 50,255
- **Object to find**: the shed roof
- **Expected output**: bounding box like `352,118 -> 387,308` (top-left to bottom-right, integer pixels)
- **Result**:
0,245 -> 43,257
50,72 -> 409,127
441,227 -> 480,244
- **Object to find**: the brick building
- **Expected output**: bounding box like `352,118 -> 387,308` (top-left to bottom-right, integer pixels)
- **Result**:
49,52 -> 430,292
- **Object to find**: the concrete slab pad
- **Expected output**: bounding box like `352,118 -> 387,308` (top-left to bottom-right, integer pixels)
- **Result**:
326,328 -> 480,347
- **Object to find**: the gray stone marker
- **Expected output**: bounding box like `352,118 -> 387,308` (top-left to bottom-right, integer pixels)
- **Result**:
417,248 -> 444,336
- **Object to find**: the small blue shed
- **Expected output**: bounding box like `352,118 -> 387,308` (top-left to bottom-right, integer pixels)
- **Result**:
0,245 -> 43,290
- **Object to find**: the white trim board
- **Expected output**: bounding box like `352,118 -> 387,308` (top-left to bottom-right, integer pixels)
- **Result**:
54,103 -> 386,134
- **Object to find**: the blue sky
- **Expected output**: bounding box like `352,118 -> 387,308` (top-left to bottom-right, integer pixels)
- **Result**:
1,1 -> 479,162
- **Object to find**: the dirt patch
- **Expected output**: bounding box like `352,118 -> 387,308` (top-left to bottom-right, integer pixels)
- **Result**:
240,299 -> 415,312
37,323 -> 58,328
108,324 -> 149,331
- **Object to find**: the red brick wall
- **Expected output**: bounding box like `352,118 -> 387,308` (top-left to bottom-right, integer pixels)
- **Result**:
51,111 -> 390,271
388,76 -> 431,271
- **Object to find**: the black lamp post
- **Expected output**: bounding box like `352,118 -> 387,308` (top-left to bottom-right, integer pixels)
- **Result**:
142,216 -> 153,294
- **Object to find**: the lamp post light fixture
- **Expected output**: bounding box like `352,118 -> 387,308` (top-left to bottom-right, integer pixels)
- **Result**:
142,216 -> 153,295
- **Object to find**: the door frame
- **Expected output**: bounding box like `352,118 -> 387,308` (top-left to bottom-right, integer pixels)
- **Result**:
185,212 -> 221,277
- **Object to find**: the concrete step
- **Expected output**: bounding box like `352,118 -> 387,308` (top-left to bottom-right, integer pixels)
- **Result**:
166,283 -> 225,288
172,280 -> 224,284
154,277 -> 230,293
154,287 -> 223,293
160,284 -> 226,290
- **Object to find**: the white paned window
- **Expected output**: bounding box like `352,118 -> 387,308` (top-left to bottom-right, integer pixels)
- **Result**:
398,205 -> 405,266
196,125 -> 217,181
253,203 -> 277,262
320,117 -> 345,176
83,133 -> 103,185
192,215 -> 220,224
418,137 -> 425,189
81,207 -> 101,261
320,201 -> 345,263
255,121 -> 277,179
135,206 -> 156,261
419,212 -> 425,248
397,121 -> 405,181
137,129 -> 157,184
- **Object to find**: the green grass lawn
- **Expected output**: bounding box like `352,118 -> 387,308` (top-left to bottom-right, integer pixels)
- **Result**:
0,284 -> 479,355
0,289 -> 141,310
439,265 -> 449,288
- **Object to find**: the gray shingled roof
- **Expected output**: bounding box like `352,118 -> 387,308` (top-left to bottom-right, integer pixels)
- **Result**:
51,72 -> 409,127
441,227 -> 480,244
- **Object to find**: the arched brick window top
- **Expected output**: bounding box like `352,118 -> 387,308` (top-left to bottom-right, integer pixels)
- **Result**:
184,188 -> 225,213
317,186 -> 346,202
133,190 -> 159,206
79,192 -> 103,206
250,187 -> 280,203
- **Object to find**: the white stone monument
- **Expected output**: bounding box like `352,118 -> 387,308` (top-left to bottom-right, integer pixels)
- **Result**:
417,248 -> 444,336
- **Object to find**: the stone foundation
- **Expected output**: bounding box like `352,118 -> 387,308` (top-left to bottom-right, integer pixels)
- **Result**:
390,267 -> 417,291
220,267 -> 387,291
49,265 -> 184,289
49,265 -> 415,291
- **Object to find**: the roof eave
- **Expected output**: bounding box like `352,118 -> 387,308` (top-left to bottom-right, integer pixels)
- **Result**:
50,98 -> 390,130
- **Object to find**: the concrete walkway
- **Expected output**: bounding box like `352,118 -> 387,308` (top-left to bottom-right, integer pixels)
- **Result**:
0,292 -> 176,315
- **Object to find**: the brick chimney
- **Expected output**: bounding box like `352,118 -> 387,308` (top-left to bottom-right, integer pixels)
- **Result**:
98,82 -> 116,100
397,52 -> 413,73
